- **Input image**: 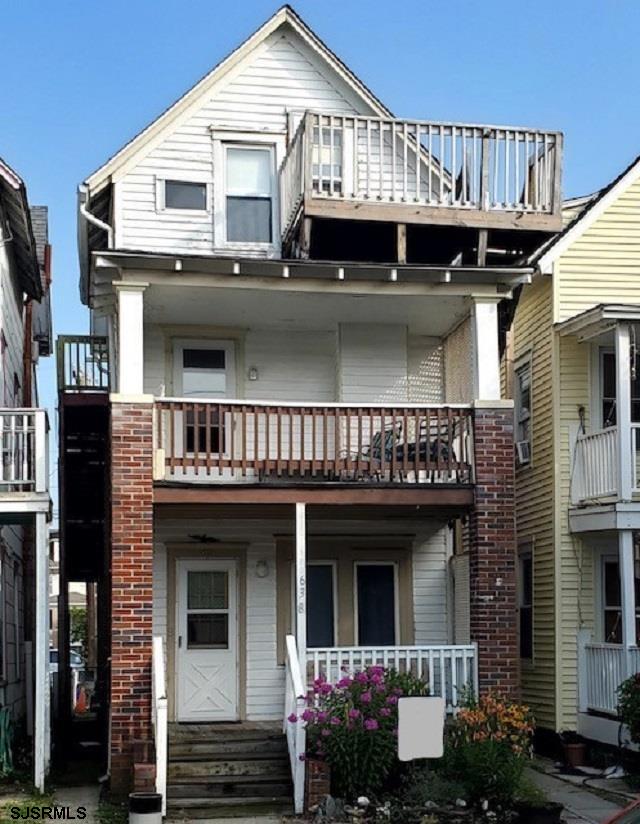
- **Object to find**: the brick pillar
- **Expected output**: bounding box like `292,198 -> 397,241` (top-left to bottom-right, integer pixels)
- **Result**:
468,403 -> 519,697
110,401 -> 154,794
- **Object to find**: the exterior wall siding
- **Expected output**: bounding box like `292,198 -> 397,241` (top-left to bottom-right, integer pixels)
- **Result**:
444,316 -> 473,403
337,324 -> 408,403
511,276 -> 556,729
153,518 -> 451,721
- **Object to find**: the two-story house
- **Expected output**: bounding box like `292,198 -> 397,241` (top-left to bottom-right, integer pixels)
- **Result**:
58,6 -> 563,817
507,153 -> 640,751
0,157 -> 52,791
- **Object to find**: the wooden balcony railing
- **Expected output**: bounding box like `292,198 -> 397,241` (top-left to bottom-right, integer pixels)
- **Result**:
0,409 -> 48,494
154,400 -> 474,485
57,335 -> 110,392
280,111 -> 562,238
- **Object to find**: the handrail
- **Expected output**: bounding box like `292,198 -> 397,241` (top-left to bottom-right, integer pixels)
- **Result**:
0,408 -> 48,493
158,396 -> 473,411
57,335 -> 110,392
152,636 -> 168,817
284,635 -> 306,815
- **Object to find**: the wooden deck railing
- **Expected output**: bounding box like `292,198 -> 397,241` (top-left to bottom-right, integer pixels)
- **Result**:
280,111 -> 562,237
578,637 -> 640,716
571,426 -> 618,503
57,335 -> 110,392
154,400 -> 474,484
0,409 -> 48,493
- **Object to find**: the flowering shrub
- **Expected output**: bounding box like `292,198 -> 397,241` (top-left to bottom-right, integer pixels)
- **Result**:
289,665 -> 427,800
443,693 -> 534,808
618,673 -> 640,743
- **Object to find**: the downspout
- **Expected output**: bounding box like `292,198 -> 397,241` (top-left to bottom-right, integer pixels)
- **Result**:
78,184 -> 114,247
78,184 -> 114,306
22,298 -> 32,407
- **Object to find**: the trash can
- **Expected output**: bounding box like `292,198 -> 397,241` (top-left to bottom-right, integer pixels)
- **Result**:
129,792 -> 162,824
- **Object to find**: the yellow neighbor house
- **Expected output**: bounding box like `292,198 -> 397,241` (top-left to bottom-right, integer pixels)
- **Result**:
507,154 -> 640,745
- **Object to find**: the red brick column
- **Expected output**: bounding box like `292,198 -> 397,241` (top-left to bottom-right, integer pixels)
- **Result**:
468,403 -> 519,697
110,401 -> 154,793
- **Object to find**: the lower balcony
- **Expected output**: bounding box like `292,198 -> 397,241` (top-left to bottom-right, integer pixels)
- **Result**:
0,408 -> 49,517
154,400 -> 474,487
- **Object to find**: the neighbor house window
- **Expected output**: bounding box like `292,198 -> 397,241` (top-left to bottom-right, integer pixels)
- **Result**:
225,146 -> 274,243
518,550 -> 533,659
514,355 -> 532,464
600,350 -> 640,427
163,180 -> 207,211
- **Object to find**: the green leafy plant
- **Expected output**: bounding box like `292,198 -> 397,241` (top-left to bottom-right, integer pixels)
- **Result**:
618,673 -> 640,744
289,665 -> 427,800
442,693 -> 534,809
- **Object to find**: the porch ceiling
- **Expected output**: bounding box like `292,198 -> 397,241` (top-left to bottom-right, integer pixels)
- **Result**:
142,281 -> 471,336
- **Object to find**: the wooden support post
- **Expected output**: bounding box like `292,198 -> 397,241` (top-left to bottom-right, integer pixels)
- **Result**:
619,530 -> 637,654
616,323 -> 633,500
299,217 -> 312,260
295,503 -> 307,666
34,511 -> 50,792
477,229 -> 488,266
397,223 -> 407,264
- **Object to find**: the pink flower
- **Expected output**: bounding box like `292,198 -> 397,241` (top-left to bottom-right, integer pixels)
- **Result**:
392,687 -> 404,696
364,718 -> 379,731
375,684 -> 386,694
337,677 -> 353,689
348,708 -> 361,720
355,672 -> 369,684
316,711 -> 328,723
301,709 -> 316,723
380,707 -> 392,717
370,672 -> 383,685
288,713 -> 298,723
360,690 -> 372,704
330,716 -> 341,726
319,682 -> 333,695
321,728 -> 331,737
386,695 -> 398,706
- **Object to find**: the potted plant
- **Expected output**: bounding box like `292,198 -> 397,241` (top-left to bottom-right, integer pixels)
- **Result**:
514,777 -> 563,824
560,730 -> 587,768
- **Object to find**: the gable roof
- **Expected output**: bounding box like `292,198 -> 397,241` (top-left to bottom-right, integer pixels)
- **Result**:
0,158 -> 43,300
531,153 -> 640,273
84,5 -> 392,192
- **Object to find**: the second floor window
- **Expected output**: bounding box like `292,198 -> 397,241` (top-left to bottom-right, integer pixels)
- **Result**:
164,180 -> 207,211
225,146 -> 274,244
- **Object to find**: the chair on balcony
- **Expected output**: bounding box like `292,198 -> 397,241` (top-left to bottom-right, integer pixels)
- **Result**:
337,421 -> 403,482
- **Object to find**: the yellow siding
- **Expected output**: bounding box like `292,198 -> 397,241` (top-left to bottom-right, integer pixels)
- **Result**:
556,175 -> 640,323
554,335 -> 594,730
511,276 -> 556,728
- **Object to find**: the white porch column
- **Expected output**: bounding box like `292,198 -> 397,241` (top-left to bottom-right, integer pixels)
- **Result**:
471,298 -> 501,401
295,503 -> 307,665
34,511 -> 50,792
619,530 -> 637,653
615,322 -> 633,500
116,282 -> 147,395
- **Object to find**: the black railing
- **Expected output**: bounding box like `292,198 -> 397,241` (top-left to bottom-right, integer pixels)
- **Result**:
57,335 -> 110,392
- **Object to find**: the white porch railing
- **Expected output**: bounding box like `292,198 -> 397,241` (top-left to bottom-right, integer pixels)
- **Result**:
152,636 -> 168,817
307,644 -> 478,714
0,409 -> 48,493
571,426 -> 618,503
284,635 -> 306,815
578,639 -> 640,715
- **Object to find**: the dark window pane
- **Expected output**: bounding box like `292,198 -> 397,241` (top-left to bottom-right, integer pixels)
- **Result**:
183,349 -> 225,369
602,353 -> 616,399
604,610 -> 622,644
226,197 -> 272,243
188,571 -> 227,610
357,565 -> 396,646
187,614 -> 228,649
520,607 -> 533,659
165,180 -> 206,210
521,556 -> 533,607
604,561 -> 621,607
307,565 -> 334,648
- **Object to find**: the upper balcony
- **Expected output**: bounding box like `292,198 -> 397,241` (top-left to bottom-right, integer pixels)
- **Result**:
0,408 -> 49,518
280,112 -> 563,262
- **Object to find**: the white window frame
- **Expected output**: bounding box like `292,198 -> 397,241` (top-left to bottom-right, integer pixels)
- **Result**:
514,352 -> 532,465
155,172 -> 211,216
212,131 -> 285,254
353,561 -> 400,646
518,545 -> 534,662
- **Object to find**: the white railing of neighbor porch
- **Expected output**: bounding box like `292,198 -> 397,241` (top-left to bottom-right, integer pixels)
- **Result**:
579,639 -> 640,715
152,636 -> 168,817
307,644 -> 478,713
284,635 -> 306,815
571,427 -> 618,503
0,409 -> 48,493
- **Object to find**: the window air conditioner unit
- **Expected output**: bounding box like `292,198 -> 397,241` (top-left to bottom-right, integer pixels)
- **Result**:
516,441 -> 531,465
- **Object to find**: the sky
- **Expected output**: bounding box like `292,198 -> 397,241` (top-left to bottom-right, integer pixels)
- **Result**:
3,0 -> 640,511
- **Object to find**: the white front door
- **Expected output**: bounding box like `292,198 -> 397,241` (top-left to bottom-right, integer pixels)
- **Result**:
176,559 -> 238,722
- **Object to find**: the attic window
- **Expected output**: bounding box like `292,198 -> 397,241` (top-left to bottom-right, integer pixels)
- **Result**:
164,180 -> 207,211
225,146 -> 274,244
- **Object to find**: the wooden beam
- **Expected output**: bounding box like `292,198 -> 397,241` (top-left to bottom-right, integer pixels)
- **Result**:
397,223 -> 407,264
477,229 -> 488,266
154,485 -> 475,507
299,217 -> 312,259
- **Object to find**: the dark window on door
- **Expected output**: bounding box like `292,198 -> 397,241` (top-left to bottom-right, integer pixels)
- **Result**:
356,564 -> 396,646
601,351 -> 640,427
307,565 -> 335,648
181,347 -> 229,453
186,570 -> 229,650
